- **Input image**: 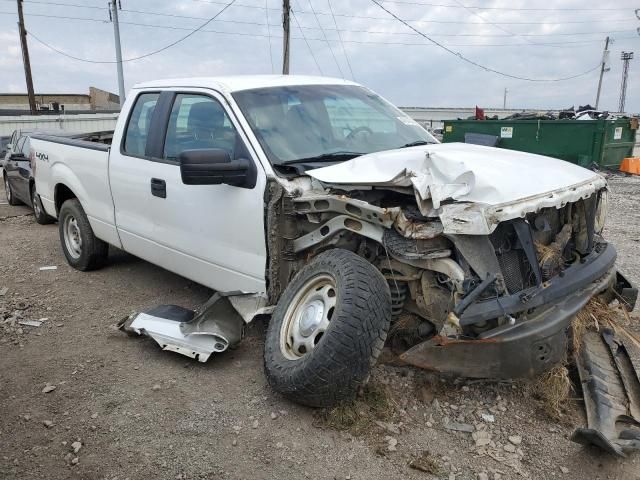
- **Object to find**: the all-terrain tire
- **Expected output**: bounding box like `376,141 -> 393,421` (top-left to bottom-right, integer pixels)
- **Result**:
264,249 -> 392,407
58,199 -> 108,271
4,174 -> 21,206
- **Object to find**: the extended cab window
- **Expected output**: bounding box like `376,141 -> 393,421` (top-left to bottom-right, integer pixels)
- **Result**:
163,94 -> 239,161
123,93 -> 160,157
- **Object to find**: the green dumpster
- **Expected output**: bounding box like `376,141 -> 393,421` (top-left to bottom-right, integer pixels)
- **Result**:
442,118 -> 638,169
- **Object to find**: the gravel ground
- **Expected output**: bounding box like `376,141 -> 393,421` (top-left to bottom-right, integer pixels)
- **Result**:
1,174 -> 640,480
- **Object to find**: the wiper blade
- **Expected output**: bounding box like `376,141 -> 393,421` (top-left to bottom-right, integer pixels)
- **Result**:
399,140 -> 432,148
284,152 -> 364,164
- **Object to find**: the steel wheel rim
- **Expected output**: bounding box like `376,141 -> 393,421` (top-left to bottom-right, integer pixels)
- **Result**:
4,177 -> 10,202
279,274 -> 337,360
32,189 -> 41,217
63,215 -> 82,259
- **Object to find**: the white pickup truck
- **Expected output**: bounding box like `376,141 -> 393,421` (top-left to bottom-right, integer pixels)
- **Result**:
31,75 -> 636,413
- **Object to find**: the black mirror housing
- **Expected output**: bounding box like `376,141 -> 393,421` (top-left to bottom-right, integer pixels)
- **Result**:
179,149 -> 256,189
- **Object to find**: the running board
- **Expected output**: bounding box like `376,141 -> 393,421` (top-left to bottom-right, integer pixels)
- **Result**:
571,329 -> 640,456
118,293 -> 243,362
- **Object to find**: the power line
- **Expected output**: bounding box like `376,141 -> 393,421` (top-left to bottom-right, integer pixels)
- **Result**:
8,0 -> 638,26
378,0 -> 638,11
327,0 -> 355,80
10,9 -> 636,38
4,10 -> 636,53
369,0 -> 602,82
303,0 -> 343,77
24,0 -> 238,63
290,8 -> 323,74
448,0 -> 536,45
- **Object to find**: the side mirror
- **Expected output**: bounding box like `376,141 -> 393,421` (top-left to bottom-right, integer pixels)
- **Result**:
10,152 -> 26,161
179,149 -> 256,189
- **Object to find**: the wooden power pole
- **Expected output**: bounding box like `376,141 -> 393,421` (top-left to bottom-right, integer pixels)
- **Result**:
594,36 -> 610,110
17,0 -> 37,114
282,0 -> 290,74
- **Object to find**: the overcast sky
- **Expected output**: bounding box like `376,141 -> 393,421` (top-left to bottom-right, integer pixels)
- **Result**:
0,0 -> 638,112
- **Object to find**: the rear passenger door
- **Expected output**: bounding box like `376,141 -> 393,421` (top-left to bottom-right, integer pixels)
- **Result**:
109,89 -> 267,294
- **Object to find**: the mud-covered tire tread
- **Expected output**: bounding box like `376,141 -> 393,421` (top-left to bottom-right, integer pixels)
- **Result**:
264,249 -> 391,407
58,199 -> 108,271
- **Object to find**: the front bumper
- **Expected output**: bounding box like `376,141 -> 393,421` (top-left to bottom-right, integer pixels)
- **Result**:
400,244 -> 638,378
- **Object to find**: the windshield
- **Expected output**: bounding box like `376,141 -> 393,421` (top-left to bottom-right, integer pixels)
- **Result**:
232,84 -> 437,165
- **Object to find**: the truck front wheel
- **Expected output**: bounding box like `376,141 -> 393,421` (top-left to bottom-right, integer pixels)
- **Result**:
58,199 -> 108,271
264,249 -> 391,407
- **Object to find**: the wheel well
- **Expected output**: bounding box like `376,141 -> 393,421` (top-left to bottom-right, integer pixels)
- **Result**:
54,184 -> 77,215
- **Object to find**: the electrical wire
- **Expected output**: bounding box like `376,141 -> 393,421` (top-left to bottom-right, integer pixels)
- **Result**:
305,0 -> 344,77
448,0 -> 536,45
327,0 -> 355,81
4,12 -> 636,49
10,10 -> 635,38
378,0 -> 639,11
7,0 -> 638,25
369,0 -> 602,82
290,8 -> 323,74
23,0 -> 238,63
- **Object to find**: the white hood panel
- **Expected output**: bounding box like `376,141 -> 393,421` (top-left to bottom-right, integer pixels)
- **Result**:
307,143 -> 606,235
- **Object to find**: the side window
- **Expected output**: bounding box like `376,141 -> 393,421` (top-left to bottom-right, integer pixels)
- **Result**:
14,137 -> 27,155
123,92 -> 160,157
21,138 -> 31,157
163,94 -> 239,161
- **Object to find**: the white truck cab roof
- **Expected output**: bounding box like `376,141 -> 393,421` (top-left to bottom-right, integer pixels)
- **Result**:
132,75 -> 360,94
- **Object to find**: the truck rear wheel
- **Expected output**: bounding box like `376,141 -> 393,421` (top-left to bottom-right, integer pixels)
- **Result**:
264,249 -> 391,407
58,199 -> 108,271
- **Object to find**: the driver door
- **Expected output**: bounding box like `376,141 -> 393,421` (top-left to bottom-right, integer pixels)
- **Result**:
109,89 -> 267,293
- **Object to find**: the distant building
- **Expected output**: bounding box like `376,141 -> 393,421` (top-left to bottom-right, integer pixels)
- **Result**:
0,86 -> 120,113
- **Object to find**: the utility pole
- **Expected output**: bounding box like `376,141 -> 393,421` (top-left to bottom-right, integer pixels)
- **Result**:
282,0 -> 290,74
503,88 -> 507,109
594,36 -> 610,110
618,51 -> 634,113
16,0 -> 36,114
110,0 -> 125,107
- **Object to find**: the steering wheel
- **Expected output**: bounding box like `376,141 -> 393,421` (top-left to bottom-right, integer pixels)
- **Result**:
346,126 -> 374,140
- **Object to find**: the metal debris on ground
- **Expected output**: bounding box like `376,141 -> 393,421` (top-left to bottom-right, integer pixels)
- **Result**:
38,266 -> 57,271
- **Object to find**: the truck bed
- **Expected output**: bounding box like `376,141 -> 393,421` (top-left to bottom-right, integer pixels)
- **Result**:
32,132 -> 121,248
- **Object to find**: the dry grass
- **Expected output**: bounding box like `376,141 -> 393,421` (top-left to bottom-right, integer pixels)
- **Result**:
313,382 -> 394,435
535,297 -> 639,419
533,365 -> 572,420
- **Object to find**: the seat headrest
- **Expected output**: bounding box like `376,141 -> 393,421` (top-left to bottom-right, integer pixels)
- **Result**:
187,101 -> 223,131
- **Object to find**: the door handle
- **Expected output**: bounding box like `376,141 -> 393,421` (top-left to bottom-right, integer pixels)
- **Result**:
150,178 -> 166,198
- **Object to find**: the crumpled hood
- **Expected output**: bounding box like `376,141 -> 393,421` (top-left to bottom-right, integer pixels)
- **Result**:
307,143 -> 606,235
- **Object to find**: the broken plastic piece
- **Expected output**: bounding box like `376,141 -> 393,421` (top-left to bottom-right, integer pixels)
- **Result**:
571,329 -> 640,456
118,293 -> 243,362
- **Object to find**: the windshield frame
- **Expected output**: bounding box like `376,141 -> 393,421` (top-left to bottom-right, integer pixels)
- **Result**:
231,84 -> 437,167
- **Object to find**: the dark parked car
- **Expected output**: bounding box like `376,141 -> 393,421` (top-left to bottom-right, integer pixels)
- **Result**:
2,133 -> 55,224
0,136 -> 10,160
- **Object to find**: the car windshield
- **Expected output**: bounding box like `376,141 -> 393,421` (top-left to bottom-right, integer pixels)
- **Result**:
232,84 -> 437,165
